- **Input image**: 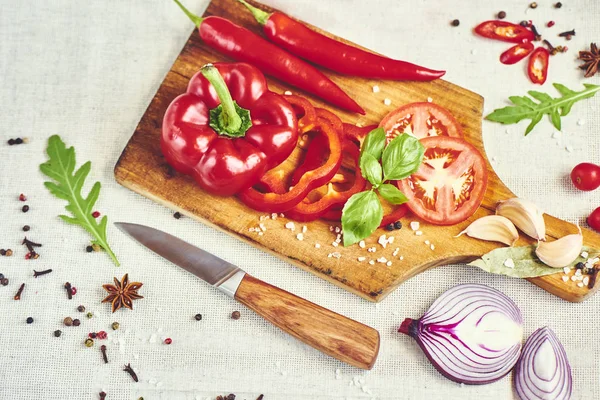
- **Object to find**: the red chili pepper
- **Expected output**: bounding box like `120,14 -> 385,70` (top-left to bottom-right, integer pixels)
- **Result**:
238,1 -> 445,81
173,0 -> 364,114
527,47 -> 550,84
239,116 -> 343,212
474,21 -> 535,43
500,42 -> 535,65
161,63 -> 298,196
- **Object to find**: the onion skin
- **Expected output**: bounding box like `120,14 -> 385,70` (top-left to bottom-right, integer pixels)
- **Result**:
399,284 -> 523,385
514,327 -> 572,400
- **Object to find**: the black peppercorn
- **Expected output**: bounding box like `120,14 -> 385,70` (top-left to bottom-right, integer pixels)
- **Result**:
0,273 -> 4,280
73,318 -> 81,327
8,139 -> 15,145
0,250 -> 5,256
384,223 -> 395,231
90,332 -> 97,339
15,138 -> 23,144
575,262 -> 585,269
520,20 -> 529,27
1,278 -> 8,286
77,305 -> 86,312
85,245 -> 93,253
497,11 -> 506,19
22,205 -> 29,213
451,19 -> 460,27
26,317 -> 34,324
22,225 -> 30,232
54,330 -> 62,337
194,313 -> 203,321
394,221 -> 402,230
173,212 -> 182,219
231,311 -> 241,320
555,2 -> 562,8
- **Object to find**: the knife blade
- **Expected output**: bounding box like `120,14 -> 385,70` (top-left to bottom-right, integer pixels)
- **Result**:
115,222 -> 380,370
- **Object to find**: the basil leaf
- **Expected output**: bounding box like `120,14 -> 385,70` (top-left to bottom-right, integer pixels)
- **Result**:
382,134 -> 425,181
342,190 -> 383,247
468,245 -> 599,278
486,83 -> 600,136
378,184 -> 408,205
361,153 -> 383,187
359,127 -> 386,171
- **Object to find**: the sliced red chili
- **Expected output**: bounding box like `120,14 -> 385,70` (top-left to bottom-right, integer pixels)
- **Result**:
527,47 -> 549,84
474,21 -> 535,43
500,42 -> 535,65
239,116 -> 343,213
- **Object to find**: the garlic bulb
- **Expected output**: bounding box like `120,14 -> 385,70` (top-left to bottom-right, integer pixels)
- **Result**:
535,227 -> 583,268
496,198 -> 546,241
457,216 -> 519,246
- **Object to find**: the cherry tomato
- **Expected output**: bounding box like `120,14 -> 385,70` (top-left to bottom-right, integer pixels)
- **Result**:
571,163 -> 600,191
397,136 -> 488,225
527,47 -> 549,85
379,102 -> 463,141
474,21 -> 535,43
500,42 -> 535,65
589,207 -> 600,232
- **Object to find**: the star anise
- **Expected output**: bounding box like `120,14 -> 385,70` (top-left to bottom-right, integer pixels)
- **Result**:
102,274 -> 143,313
578,42 -> 600,78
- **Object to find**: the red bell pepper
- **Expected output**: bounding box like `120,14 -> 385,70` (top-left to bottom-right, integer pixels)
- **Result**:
239,116 -> 343,212
474,21 -> 535,43
238,0 -> 445,81
161,63 -> 298,196
527,47 -> 550,85
173,0 -> 365,114
284,94 -> 318,135
500,42 -> 535,65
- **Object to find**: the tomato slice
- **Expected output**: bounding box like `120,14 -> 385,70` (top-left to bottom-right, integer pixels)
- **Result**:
397,136 -> 488,225
527,47 -> 549,85
500,42 -> 535,65
378,102 -> 463,141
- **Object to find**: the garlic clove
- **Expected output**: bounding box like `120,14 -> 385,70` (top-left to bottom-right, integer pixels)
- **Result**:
456,215 -> 519,246
535,227 -> 583,268
496,198 -> 546,241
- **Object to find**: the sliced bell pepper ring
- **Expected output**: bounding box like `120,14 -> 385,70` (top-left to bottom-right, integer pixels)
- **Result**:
379,204 -> 409,228
500,42 -> 535,65
283,94 -> 317,134
342,123 -> 378,146
527,47 -> 549,85
239,115 -> 343,213
284,141 -> 366,222
322,206 -> 342,221
474,21 -> 535,44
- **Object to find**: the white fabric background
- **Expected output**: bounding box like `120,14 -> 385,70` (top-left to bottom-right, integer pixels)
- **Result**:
1,0 -> 599,399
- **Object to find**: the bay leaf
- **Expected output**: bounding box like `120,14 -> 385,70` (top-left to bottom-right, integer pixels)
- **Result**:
468,245 -> 598,278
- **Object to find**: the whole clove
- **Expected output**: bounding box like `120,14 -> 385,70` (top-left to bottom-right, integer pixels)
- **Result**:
256,395 -> 264,400
64,282 -> 73,299
34,269 -> 53,278
530,24 -> 542,41
100,345 -> 108,364
123,363 -> 139,382
589,267 -> 599,289
14,283 -> 25,300
558,29 -> 575,40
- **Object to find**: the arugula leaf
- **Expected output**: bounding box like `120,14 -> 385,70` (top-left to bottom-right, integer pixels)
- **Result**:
40,135 -> 119,266
342,190 -> 383,247
360,153 -> 383,187
486,83 -> 600,136
382,134 -> 424,181
468,245 -> 598,278
378,184 -> 409,205
359,127 -> 386,171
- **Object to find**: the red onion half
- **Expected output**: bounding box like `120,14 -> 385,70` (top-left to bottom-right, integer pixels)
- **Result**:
515,327 -> 572,400
399,283 -> 523,385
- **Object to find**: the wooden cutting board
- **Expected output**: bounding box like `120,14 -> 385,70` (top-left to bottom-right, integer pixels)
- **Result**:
115,0 -> 600,302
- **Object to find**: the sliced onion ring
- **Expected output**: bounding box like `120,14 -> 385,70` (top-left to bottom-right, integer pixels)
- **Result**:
514,327 -> 572,400
398,283 -> 523,385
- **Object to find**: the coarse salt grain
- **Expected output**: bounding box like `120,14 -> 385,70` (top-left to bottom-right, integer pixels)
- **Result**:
583,276 -> 590,286
271,213 -> 278,220
410,221 -> 420,231
359,240 -> 366,248
393,248 -> 399,257
562,275 -> 569,282
335,227 -> 341,233
581,251 -> 589,258
415,231 -> 423,236
430,244 -> 435,250
424,240 -> 430,245
329,226 -> 334,232
563,267 -> 571,274
296,233 -> 304,241
378,235 -> 388,248
302,225 -> 307,233
384,98 -> 392,106
388,236 -> 394,244
259,223 -> 266,231
368,247 -> 376,253
369,260 -> 375,265
248,227 -> 255,232
577,282 -> 584,288
279,213 -> 285,218
315,243 -> 321,249
399,256 -> 404,260
504,258 -> 515,268
571,275 -> 578,281
258,232 -> 264,236
372,85 -> 380,93
358,257 -> 366,262
575,269 -> 582,276
566,145 -> 574,153
332,241 -> 339,247
331,252 -> 341,259
427,97 -> 433,103
285,221 -> 295,231
552,131 -> 561,139
377,257 -> 387,263
386,261 -> 392,267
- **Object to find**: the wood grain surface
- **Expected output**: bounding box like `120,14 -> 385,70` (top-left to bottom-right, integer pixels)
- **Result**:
114,0 -> 600,302
235,274 -> 380,369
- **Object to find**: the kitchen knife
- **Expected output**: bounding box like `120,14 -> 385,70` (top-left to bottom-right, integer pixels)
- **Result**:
115,222 -> 380,370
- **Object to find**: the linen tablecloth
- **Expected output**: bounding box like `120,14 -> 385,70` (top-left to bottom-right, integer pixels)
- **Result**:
1,0 -> 599,399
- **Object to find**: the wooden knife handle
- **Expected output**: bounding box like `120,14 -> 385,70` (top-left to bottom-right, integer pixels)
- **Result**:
234,274 -> 380,370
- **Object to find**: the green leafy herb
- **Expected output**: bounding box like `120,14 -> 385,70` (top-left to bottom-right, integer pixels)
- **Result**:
40,135 -> 119,266
342,191 -> 383,247
378,184 -> 409,205
468,245 -> 598,278
342,128 -> 424,246
486,83 -> 600,135
382,134 -> 425,181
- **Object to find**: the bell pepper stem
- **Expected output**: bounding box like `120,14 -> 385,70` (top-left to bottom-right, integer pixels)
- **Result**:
201,64 -> 252,137
173,0 -> 204,28
237,0 -> 271,26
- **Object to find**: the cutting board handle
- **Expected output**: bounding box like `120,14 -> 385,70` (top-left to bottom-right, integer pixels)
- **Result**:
234,274 -> 380,370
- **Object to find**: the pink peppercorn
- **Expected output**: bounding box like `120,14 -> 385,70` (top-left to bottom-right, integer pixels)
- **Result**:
92,211 -> 101,218
71,287 -> 77,295
97,331 -> 107,340
19,193 -> 27,201
547,21 -> 555,27
164,338 -> 172,345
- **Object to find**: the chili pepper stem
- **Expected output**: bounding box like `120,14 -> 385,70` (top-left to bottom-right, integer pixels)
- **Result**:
237,0 -> 271,26
200,64 -> 252,137
173,0 -> 204,28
